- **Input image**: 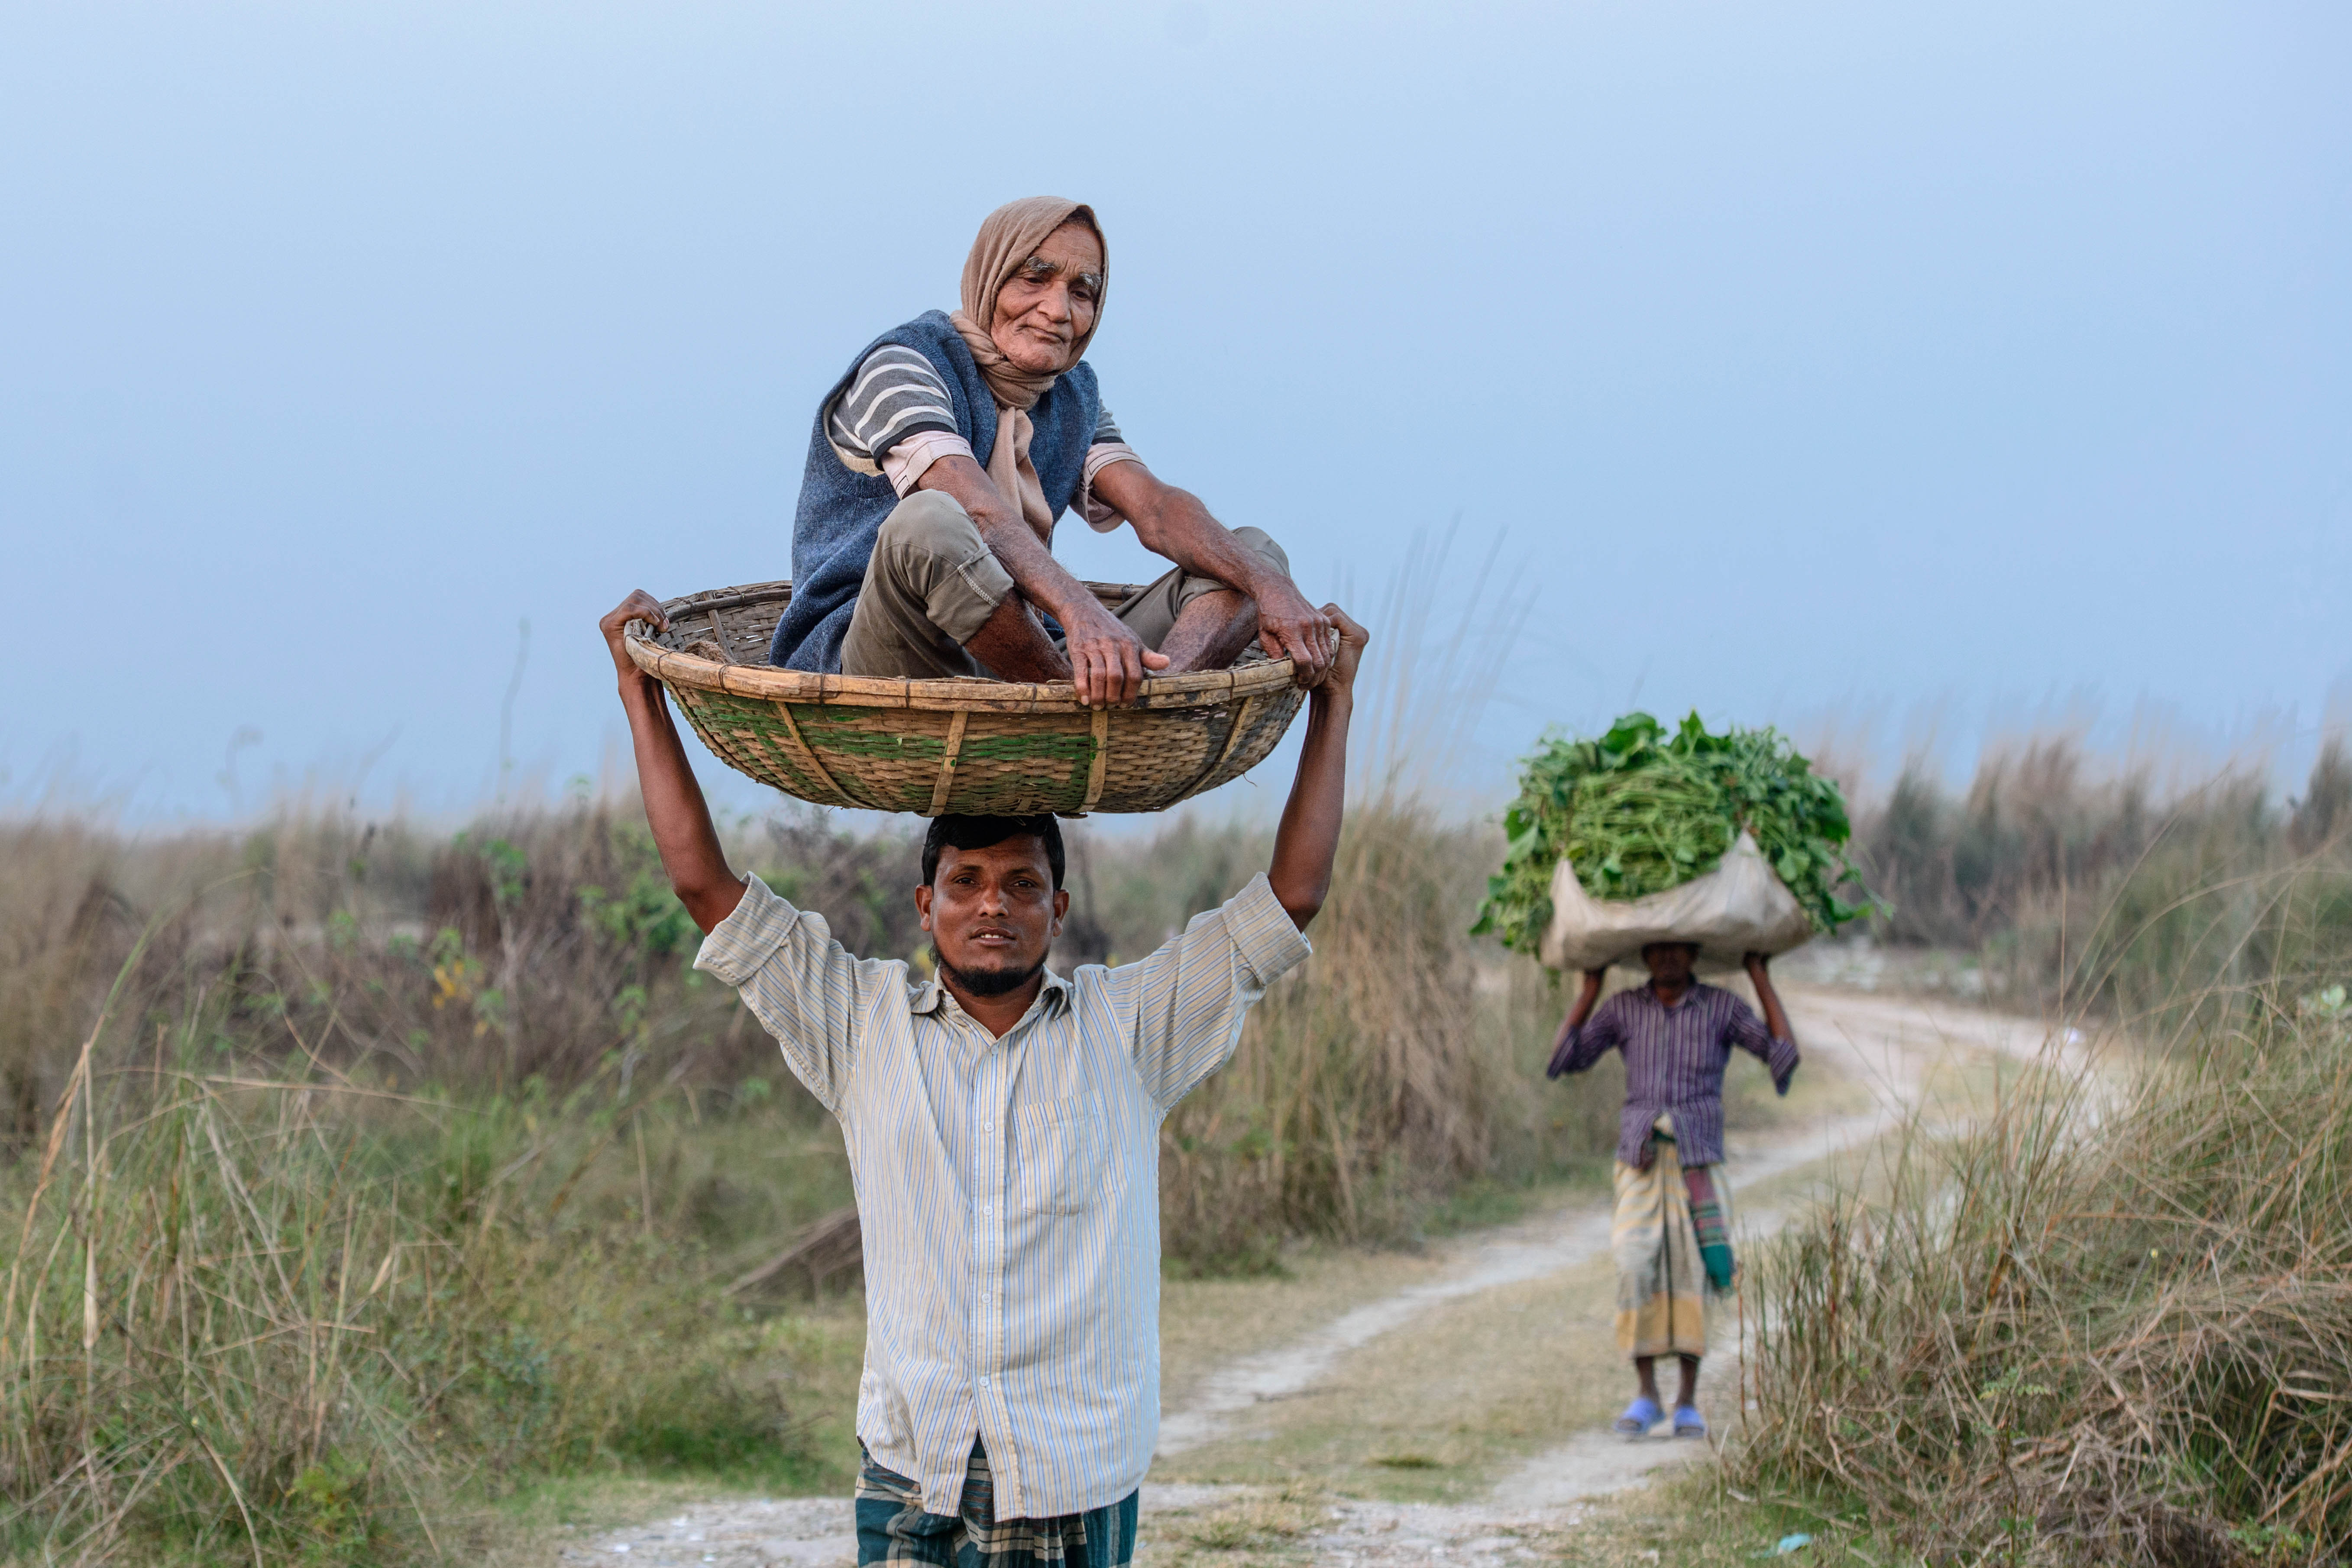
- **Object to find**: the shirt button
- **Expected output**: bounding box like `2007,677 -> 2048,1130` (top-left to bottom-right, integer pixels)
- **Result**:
979,1376 -> 990,1387
982,1122 -> 993,1133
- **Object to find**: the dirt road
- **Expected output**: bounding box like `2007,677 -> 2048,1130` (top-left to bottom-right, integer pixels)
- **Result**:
553,985 -> 2072,1567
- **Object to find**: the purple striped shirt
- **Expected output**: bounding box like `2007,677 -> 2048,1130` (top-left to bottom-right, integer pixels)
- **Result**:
1553,982 -> 1798,1168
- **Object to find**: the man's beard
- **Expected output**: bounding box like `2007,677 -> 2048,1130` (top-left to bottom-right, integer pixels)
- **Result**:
932,946 -> 1044,998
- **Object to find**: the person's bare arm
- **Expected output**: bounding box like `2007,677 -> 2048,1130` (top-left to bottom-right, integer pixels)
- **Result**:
1265,608 -> 1366,929
915,455 -> 1167,707
1090,460 -> 1334,687
599,591 -> 746,934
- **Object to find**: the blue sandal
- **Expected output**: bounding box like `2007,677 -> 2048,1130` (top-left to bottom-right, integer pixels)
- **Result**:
1613,1396 -> 1663,1436
1673,1404 -> 1708,1439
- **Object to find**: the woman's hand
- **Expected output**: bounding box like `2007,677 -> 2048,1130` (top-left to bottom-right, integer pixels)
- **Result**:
1258,580 -> 1338,688
1061,596 -> 1171,708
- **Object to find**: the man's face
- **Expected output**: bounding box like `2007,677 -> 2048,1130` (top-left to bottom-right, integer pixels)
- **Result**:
989,222 -> 1103,375
1640,942 -> 1698,989
915,837 -> 1068,998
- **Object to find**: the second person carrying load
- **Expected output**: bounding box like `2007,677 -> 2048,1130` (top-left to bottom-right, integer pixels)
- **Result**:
1476,710 -> 1878,1447
1474,710 -> 1881,972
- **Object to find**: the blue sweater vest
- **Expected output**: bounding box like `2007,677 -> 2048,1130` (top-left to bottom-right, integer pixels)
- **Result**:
767,310 -> 1102,673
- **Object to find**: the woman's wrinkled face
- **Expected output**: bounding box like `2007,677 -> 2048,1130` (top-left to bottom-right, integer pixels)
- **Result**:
989,221 -> 1103,375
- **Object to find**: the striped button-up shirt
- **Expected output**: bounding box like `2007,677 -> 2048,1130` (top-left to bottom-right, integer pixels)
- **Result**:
1553,982 -> 1798,1168
695,870 -> 1312,1519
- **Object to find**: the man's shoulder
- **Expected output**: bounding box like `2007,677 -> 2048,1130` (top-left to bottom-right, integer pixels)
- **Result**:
1687,981 -> 1762,1025
1594,986 -> 1642,1017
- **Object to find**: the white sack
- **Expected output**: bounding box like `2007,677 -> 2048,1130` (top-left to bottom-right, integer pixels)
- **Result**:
1538,831 -> 1817,974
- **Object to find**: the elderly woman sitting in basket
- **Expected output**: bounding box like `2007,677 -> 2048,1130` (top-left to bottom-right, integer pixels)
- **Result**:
766,196 -> 1336,706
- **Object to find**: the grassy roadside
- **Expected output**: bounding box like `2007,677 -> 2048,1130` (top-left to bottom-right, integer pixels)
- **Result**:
466,1291 -> 867,1568
1732,838 -> 2352,1564
0,1054 -> 872,1565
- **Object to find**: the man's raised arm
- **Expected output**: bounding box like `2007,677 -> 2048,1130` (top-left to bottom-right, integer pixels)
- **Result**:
1267,607 -> 1368,930
599,591 -> 747,934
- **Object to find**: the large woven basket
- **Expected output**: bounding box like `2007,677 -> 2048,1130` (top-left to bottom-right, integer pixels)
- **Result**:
625,580 -> 1306,816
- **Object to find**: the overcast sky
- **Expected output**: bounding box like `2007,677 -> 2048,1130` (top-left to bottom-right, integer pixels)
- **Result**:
6,1 -> 2347,822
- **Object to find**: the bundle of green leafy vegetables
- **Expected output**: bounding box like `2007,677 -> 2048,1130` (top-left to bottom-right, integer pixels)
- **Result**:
1471,711 -> 1880,960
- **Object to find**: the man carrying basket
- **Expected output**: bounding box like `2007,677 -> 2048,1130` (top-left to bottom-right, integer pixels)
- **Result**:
598,585 -> 1365,1567
1546,942 -> 1799,1441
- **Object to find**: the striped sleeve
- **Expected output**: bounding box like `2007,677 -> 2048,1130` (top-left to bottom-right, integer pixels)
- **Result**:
1551,991 -> 1629,1077
824,346 -> 960,462
1078,404 -> 1144,529
1721,992 -> 1799,1094
693,873 -> 888,1115
1111,872 -> 1312,1110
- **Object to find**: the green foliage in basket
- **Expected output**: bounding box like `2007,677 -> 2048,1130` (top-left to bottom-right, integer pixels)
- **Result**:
1472,711 -> 1882,961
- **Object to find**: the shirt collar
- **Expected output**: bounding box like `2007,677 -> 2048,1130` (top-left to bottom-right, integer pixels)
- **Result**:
909,967 -> 1071,1022
1631,979 -> 1709,1010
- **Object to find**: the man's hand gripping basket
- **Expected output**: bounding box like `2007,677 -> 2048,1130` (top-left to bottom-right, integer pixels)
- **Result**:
626,581 -> 1307,816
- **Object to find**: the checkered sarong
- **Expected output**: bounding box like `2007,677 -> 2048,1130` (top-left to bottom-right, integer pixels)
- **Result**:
1611,1118 -> 1735,1361
855,1442 -> 1137,1567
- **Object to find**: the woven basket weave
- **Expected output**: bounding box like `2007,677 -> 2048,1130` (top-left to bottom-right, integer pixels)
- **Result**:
625,580 -> 1306,817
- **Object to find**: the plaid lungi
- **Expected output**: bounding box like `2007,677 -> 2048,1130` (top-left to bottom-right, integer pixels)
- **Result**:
855,1441 -> 1138,1567
1610,1115 -> 1735,1361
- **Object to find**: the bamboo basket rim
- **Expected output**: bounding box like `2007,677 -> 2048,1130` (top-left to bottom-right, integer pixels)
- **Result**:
623,579 -> 1302,713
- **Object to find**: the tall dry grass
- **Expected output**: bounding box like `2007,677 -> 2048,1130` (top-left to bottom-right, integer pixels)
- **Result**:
0,804 -> 927,1140
1733,861 -> 2352,1565
0,770 -> 1591,1557
0,807 -> 886,1562
1853,737 -> 2352,1029
0,1012 -> 848,1563
1155,796 -> 1601,1267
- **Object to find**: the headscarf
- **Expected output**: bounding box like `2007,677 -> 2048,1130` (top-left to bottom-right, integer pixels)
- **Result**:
948,197 -> 1105,535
